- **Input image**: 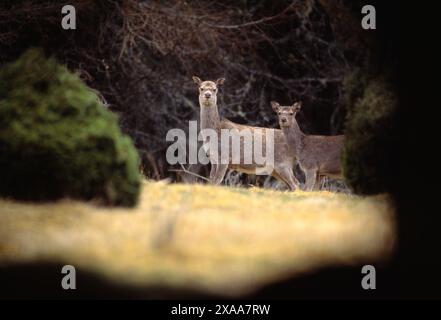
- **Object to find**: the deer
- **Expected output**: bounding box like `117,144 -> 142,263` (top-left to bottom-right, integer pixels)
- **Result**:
192,76 -> 301,190
271,101 -> 345,191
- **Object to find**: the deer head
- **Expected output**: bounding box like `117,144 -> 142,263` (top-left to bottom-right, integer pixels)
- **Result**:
271,101 -> 302,128
193,76 -> 225,107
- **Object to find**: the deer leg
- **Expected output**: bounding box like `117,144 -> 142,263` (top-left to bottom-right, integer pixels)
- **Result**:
285,169 -> 301,191
212,164 -> 228,185
304,169 -> 317,191
313,174 -> 322,191
274,166 -> 300,191
209,163 -> 218,181
289,168 -> 302,190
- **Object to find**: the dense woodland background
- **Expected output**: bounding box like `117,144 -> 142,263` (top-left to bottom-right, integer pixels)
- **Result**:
0,0 -> 396,188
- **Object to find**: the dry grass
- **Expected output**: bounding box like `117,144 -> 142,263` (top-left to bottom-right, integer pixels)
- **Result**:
0,181 -> 396,297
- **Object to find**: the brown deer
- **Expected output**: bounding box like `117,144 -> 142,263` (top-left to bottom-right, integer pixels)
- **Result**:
192,76 -> 300,190
271,101 -> 345,191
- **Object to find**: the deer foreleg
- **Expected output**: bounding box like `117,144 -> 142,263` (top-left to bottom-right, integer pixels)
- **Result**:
209,163 -> 218,181
212,164 -> 228,185
275,166 -> 300,191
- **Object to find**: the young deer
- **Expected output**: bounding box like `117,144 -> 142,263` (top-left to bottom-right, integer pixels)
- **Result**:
192,76 -> 300,190
272,101 -> 345,191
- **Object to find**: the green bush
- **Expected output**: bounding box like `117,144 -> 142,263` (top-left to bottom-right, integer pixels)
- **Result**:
0,48 -> 141,206
342,71 -> 399,195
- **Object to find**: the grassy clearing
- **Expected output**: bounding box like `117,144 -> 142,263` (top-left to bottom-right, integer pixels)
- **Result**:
0,181 -> 396,297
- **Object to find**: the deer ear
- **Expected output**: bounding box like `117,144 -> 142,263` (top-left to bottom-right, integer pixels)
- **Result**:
271,101 -> 280,112
293,102 -> 302,111
192,76 -> 202,86
215,78 -> 225,86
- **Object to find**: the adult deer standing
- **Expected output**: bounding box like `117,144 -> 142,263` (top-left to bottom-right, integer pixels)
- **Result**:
192,76 -> 300,190
272,101 -> 345,191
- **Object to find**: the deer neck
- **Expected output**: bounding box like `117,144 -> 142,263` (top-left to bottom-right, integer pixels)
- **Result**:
200,102 -> 221,130
283,118 -> 305,155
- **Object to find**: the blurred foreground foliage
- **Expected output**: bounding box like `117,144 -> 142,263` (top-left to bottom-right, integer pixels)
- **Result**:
0,181 -> 396,298
342,70 -> 399,195
0,48 -> 141,206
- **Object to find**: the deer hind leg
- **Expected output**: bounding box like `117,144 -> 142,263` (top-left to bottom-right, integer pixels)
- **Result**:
212,164 -> 228,185
304,169 -> 318,191
274,165 -> 301,191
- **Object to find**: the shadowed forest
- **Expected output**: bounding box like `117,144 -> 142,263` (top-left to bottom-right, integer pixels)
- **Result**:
0,0 -> 398,188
